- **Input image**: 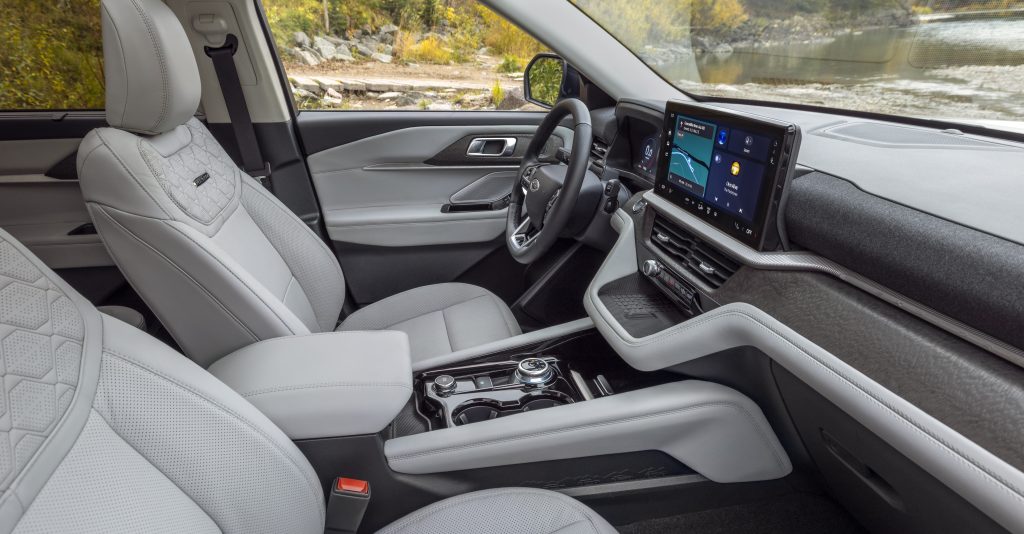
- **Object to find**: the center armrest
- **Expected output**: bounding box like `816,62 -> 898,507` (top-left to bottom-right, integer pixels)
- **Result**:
209,331 -> 412,439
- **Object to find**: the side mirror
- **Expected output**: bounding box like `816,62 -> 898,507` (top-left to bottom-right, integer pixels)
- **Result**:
524,53 -> 579,109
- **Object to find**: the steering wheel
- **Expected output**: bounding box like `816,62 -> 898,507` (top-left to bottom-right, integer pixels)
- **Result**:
506,98 -> 593,264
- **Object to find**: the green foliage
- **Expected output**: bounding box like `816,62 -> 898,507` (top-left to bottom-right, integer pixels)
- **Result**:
398,34 -> 455,63
497,55 -> 522,74
490,79 -> 504,106
0,0 -> 104,110
526,57 -> 562,107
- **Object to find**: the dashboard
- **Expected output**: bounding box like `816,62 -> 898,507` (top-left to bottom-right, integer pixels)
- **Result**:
592,97 -> 1024,363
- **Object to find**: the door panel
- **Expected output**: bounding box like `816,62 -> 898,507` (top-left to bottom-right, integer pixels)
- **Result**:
298,112 -> 564,304
0,127 -> 113,270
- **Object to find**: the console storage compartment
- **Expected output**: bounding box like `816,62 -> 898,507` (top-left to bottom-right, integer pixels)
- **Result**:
209,331 -> 412,439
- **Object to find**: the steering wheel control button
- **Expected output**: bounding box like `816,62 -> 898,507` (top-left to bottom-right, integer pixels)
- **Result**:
433,375 -> 457,396
515,358 -> 554,386
642,259 -> 662,278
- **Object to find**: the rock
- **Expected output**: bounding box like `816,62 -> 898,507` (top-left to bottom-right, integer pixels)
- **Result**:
293,31 -> 310,48
355,43 -> 374,57
379,24 -> 399,35
477,47 -> 490,55
497,87 -> 526,110
692,36 -> 711,53
396,94 -> 418,106
324,36 -> 345,45
377,91 -> 402,100
312,37 -> 337,60
463,93 -> 490,105
288,76 -> 321,95
379,32 -> 395,45
331,45 -> 355,62
286,47 -> 321,66
366,82 -> 393,92
292,88 -> 316,100
321,96 -> 343,106
711,43 -> 733,56
342,81 -> 366,92
325,88 -> 344,100
314,77 -> 342,92
371,52 -> 392,64
379,44 -> 393,56
428,102 -> 453,111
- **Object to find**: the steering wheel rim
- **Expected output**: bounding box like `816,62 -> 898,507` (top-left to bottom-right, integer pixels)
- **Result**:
506,98 -> 592,264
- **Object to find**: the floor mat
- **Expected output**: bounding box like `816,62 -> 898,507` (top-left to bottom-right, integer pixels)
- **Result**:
617,491 -> 865,534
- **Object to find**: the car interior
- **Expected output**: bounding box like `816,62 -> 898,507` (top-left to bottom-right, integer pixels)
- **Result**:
0,0 -> 1022,532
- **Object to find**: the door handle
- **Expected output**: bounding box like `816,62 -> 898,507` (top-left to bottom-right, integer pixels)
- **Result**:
466,137 -> 517,157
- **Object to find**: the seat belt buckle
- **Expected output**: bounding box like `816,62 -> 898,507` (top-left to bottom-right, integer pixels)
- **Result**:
326,477 -> 371,533
249,162 -> 273,190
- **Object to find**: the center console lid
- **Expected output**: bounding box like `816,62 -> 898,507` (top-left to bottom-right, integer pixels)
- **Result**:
210,331 -> 412,439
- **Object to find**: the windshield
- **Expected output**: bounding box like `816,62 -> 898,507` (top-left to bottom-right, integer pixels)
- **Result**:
570,0 -> 1024,126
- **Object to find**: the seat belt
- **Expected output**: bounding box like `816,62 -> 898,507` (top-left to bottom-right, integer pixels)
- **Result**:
204,34 -> 273,190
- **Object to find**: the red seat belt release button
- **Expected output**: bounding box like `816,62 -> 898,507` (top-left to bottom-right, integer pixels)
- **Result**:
326,477 -> 371,533
336,478 -> 369,495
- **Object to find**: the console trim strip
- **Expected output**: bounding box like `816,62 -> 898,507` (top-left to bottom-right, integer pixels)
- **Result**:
644,191 -> 1024,369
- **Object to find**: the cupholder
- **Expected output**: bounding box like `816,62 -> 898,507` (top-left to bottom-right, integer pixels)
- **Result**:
452,402 -> 501,426
521,398 -> 566,412
451,394 -> 572,426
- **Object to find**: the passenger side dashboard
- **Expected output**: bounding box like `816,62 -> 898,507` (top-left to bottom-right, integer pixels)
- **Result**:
584,98 -> 1024,533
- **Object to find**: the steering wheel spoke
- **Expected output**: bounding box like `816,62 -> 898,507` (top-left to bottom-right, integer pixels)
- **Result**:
509,216 -> 539,250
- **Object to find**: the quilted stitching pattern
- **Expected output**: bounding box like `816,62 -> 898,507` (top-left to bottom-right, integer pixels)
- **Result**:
0,240 -> 84,489
141,119 -> 239,224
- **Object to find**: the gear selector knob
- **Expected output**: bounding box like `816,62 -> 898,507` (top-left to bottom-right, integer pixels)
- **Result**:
514,358 -> 554,386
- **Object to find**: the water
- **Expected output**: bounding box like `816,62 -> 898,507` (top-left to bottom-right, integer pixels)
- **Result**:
660,18 -> 1024,121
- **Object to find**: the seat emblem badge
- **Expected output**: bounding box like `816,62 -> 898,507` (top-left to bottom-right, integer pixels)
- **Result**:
193,172 -> 211,187
529,179 -> 541,193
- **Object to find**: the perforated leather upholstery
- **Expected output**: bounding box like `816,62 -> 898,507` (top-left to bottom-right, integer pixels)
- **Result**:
0,228 -> 612,534
79,0 -> 520,368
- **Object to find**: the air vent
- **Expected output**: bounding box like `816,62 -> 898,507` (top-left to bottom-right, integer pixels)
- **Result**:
650,215 -> 740,289
590,139 -> 609,172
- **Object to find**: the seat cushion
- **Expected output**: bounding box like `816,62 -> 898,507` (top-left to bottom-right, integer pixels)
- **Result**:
337,283 -> 520,364
376,488 -> 617,534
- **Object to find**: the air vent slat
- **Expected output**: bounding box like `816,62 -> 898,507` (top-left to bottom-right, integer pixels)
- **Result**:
590,140 -> 609,172
650,215 -> 738,289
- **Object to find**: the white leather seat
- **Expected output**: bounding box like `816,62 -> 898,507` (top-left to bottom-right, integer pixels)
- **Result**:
0,227 -> 614,533
78,0 -> 520,368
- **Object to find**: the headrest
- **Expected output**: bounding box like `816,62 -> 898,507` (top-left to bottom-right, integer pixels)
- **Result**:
101,0 -> 201,135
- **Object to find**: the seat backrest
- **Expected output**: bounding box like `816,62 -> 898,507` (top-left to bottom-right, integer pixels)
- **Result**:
79,0 -> 345,367
0,228 -> 324,533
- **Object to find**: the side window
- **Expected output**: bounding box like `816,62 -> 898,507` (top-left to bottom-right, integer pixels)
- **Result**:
263,0 -> 546,111
0,0 -> 104,110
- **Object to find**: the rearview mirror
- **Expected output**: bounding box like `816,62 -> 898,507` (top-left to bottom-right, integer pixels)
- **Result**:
524,54 -> 567,108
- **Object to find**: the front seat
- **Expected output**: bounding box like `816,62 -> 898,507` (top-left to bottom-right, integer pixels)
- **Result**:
78,0 -> 521,368
0,227 -> 615,534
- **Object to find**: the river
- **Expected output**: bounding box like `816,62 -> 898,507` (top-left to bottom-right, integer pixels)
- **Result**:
664,18 -> 1024,122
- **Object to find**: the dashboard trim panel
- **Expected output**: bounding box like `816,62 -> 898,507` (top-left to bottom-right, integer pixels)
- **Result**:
644,191 -> 1024,369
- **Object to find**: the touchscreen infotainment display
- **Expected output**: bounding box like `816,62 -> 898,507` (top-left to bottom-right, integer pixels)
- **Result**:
654,101 -> 799,250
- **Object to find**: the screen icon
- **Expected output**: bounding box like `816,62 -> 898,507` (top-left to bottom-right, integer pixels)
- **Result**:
744,135 -> 754,146
717,130 -> 728,145
730,161 -> 741,176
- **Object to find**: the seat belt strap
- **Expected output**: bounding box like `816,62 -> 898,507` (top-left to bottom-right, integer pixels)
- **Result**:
205,34 -> 273,189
